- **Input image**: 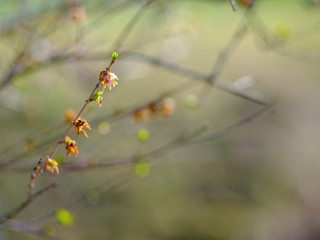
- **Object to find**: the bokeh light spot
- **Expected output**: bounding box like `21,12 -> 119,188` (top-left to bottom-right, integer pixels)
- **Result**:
137,128 -> 149,142
98,121 -> 110,135
55,209 -> 74,227
184,94 -> 198,110
134,161 -> 150,178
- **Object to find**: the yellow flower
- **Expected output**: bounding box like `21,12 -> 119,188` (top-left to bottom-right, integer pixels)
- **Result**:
99,71 -> 118,91
44,157 -> 59,177
74,118 -> 91,137
93,91 -> 103,107
64,136 -> 79,157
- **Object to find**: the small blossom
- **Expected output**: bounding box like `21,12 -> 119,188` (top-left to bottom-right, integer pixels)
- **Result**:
99,71 -> 119,91
93,91 -> 103,107
64,109 -> 76,124
44,157 -> 59,177
64,136 -> 79,157
74,118 -> 91,137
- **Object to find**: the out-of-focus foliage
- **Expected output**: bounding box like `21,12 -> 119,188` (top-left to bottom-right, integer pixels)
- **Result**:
0,0 -> 320,239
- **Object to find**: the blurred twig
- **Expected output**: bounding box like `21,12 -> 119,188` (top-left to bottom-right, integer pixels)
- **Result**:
0,183 -> 57,224
113,0 -> 153,52
230,0 -> 238,11
130,53 -> 269,105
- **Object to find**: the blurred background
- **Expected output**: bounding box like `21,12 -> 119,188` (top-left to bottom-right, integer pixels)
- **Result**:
0,0 -> 320,239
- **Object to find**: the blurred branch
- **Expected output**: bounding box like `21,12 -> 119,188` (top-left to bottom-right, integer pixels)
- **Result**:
4,104 -> 273,174
248,10 -> 320,64
208,15 -> 248,83
113,0 -> 153,52
230,0 -> 238,11
192,104 -> 274,143
130,53 -> 269,105
2,220 -> 66,240
0,183 -> 57,224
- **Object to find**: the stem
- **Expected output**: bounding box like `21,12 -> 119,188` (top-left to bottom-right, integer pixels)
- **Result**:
48,59 -> 114,158
48,82 -> 99,158
28,58 -> 115,200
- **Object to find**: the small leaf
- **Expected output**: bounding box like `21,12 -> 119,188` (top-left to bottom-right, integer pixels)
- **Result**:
112,51 -> 118,61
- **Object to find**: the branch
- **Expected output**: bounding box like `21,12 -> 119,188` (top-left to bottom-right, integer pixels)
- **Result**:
130,53 -> 269,105
230,0 -> 238,11
0,183 -> 57,224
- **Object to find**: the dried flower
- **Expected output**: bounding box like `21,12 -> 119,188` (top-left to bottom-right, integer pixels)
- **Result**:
74,118 -> 91,137
64,136 -> 79,157
93,91 -> 103,107
99,71 -> 119,91
148,102 -> 161,118
64,109 -> 76,124
44,157 -> 59,177
161,98 -> 176,116
134,108 -> 149,122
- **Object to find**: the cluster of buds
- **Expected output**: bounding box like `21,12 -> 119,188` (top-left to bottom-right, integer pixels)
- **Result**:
30,158 -> 44,182
89,51 -> 119,107
133,98 -> 176,122
29,157 -> 58,195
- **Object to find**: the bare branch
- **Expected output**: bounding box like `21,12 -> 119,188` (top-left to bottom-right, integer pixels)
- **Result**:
0,183 -> 57,224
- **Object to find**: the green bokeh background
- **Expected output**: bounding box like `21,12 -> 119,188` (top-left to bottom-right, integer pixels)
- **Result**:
0,0 -> 320,239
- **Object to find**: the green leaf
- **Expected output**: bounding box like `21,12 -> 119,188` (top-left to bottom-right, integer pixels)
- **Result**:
112,51 -> 118,61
